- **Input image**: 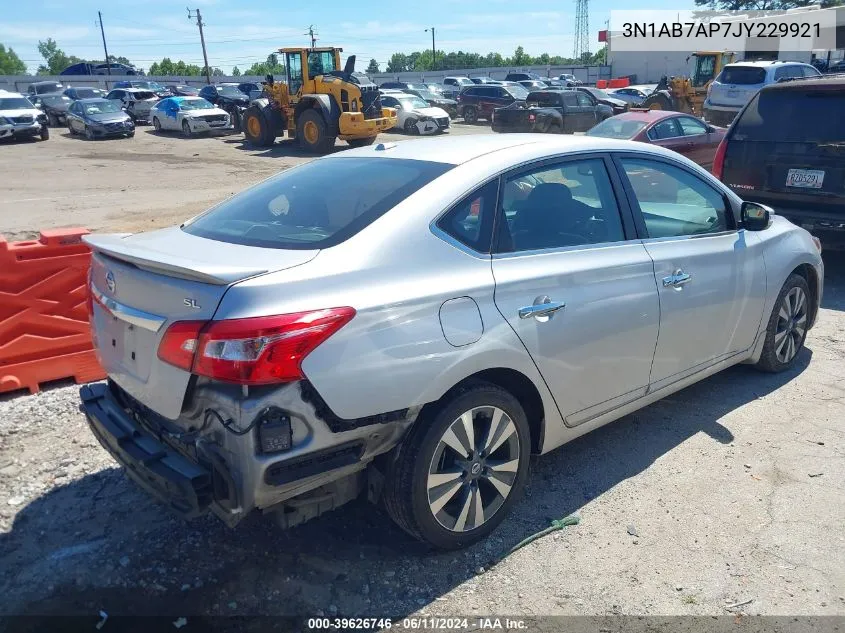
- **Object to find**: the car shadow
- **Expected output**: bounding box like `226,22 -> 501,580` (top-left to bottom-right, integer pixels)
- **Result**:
220,137 -> 348,158
0,351 -> 811,620
821,250 -> 844,311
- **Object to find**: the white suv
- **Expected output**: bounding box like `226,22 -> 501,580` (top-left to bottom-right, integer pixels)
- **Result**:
0,91 -> 49,141
703,60 -> 820,126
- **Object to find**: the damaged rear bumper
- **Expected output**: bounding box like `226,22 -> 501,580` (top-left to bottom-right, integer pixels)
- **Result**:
80,382 -> 216,519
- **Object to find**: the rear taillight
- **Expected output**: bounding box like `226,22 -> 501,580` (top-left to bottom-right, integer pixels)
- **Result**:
157,308 -> 355,385
712,136 -> 728,180
528,113 -> 536,122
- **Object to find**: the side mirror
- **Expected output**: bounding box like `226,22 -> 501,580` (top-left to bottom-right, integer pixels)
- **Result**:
741,201 -> 772,231
705,124 -> 716,133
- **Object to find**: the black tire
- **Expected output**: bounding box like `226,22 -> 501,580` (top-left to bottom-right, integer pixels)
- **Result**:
126,131 -> 135,138
67,122 -> 76,135
383,382 -> 531,550
84,125 -> 94,141
347,136 -> 377,148
404,118 -> 419,134
182,120 -> 193,138
641,92 -> 673,111
153,117 -> 162,133
296,109 -> 336,154
547,123 -> 562,134
230,108 -> 242,132
463,106 -> 478,124
755,273 -> 811,373
243,105 -> 276,147
40,125 -> 50,141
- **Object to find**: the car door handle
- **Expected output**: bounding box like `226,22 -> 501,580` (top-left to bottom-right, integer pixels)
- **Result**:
519,300 -> 566,320
662,269 -> 692,288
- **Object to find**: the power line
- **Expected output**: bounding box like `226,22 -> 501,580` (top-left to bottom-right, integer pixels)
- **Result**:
187,7 -> 211,85
96,12 -> 111,76
305,25 -> 318,48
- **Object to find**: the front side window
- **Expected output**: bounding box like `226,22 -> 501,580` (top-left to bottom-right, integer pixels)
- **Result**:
619,158 -> 730,238
287,52 -> 303,94
183,157 -> 453,249
497,158 -> 626,253
647,118 -> 681,140
436,180 -> 498,253
678,116 -> 707,136
575,92 -> 593,107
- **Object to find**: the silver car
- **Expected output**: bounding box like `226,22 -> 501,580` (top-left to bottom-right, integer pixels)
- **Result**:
81,135 -> 823,550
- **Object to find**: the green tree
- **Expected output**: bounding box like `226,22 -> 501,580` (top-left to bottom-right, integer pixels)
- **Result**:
695,0 -> 841,8
231,66 -> 241,76
243,54 -> 285,77
385,53 -> 408,73
366,58 -> 380,74
0,44 -> 27,74
510,46 -> 533,66
37,38 -> 83,75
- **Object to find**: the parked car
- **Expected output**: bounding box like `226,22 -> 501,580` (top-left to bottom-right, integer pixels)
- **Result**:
113,81 -> 170,99
104,88 -> 158,123
64,86 -> 107,101
518,80 -> 549,91
0,92 -> 49,141
441,76 -> 474,98
237,82 -> 263,100
575,87 -> 627,114
457,84 -> 530,123
470,77 -> 500,84
198,84 -> 250,108
505,72 -> 544,82
151,97 -> 230,137
29,93 -> 73,127
426,84 -> 446,96
380,81 -> 428,91
166,85 -> 200,97
492,90 -> 610,134
80,134 -> 823,549
66,98 -> 135,139
715,74 -> 845,248
825,59 -> 845,73
586,110 -> 727,169
557,73 -> 582,86
27,81 -> 64,98
703,60 -> 820,127
379,92 -> 450,134
60,62 -> 141,76
609,87 -> 650,106
401,88 -> 458,117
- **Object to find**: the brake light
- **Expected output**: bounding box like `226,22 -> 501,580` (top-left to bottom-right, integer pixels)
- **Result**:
157,308 -> 355,384
712,136 -> 728,180
528,113 -> 536,122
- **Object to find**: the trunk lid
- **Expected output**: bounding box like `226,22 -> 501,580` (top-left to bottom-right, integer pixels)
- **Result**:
86,228 -> 318,419
722,85 -> 845,217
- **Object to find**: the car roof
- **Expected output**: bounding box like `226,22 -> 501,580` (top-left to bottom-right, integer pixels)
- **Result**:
762,74 -> 845,91
725,60 -> 807,68
333,134 -> 683,166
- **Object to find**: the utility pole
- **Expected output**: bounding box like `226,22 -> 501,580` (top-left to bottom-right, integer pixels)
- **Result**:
187,7 -> 211,85
425,27 -> 436,70
96,12 -> 111,76
306,25 -> 318,48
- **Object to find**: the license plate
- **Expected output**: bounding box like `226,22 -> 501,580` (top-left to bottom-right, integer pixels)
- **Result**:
726,90 -> 739,98
786,168 -> 825,189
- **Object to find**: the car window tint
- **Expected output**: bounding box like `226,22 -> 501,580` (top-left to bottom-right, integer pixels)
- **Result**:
774,67 -> 789,81
183,157 -> 453,249
620,158 -> 730,238
719,66 -> 766,84
802,65 -> 820,77
734,90 -> 845,142
647,118 -> 681,140
575,92 -> 592,107
497,158 -> 626,253
436,180 -> 498,253
563,93 -> 578,106
678,117 -> 707,136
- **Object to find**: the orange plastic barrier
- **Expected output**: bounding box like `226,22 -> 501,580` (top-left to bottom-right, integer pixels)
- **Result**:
0,228 -> 105,394
608,78 -> 631,88
596,80 -> 608,88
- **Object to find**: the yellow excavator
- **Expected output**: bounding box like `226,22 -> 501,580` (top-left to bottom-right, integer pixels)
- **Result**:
641,51 -> 736,115
243,47 -> 397,153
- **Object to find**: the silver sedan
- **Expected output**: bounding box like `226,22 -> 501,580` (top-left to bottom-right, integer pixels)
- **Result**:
80,135 -> 823,550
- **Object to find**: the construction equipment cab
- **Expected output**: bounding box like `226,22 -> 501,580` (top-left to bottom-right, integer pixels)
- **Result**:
641,51 -> 735,115
243,47 -> 397,153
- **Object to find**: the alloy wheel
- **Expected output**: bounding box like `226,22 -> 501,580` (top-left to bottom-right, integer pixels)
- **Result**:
426,406 -> 520,532
774,286 -> 807,364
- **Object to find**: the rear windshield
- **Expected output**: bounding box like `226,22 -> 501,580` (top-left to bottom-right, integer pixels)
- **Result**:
133,91 -> 155,100
586,117 -> 648,139
733,89 -> 845,142
506,85 -> 530,99
718,66 -> 766,85
75,88 -> 101,98
182,157 -> 454,249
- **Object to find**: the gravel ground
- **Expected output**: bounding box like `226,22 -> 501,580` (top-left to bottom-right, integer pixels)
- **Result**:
0,125 -> 844,624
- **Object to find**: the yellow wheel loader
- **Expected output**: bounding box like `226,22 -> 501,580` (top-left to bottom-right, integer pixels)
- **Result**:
641,51 -> 735,115
243,47 -> 397,153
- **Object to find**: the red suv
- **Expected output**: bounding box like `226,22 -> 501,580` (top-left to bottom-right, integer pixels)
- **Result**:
457,84 -> 529,123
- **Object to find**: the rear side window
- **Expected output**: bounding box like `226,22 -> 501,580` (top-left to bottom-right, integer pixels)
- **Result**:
436,180 -> 498,253
734,89 -> 845,142
183,158 -> 453,249
718,66 -> 766,84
